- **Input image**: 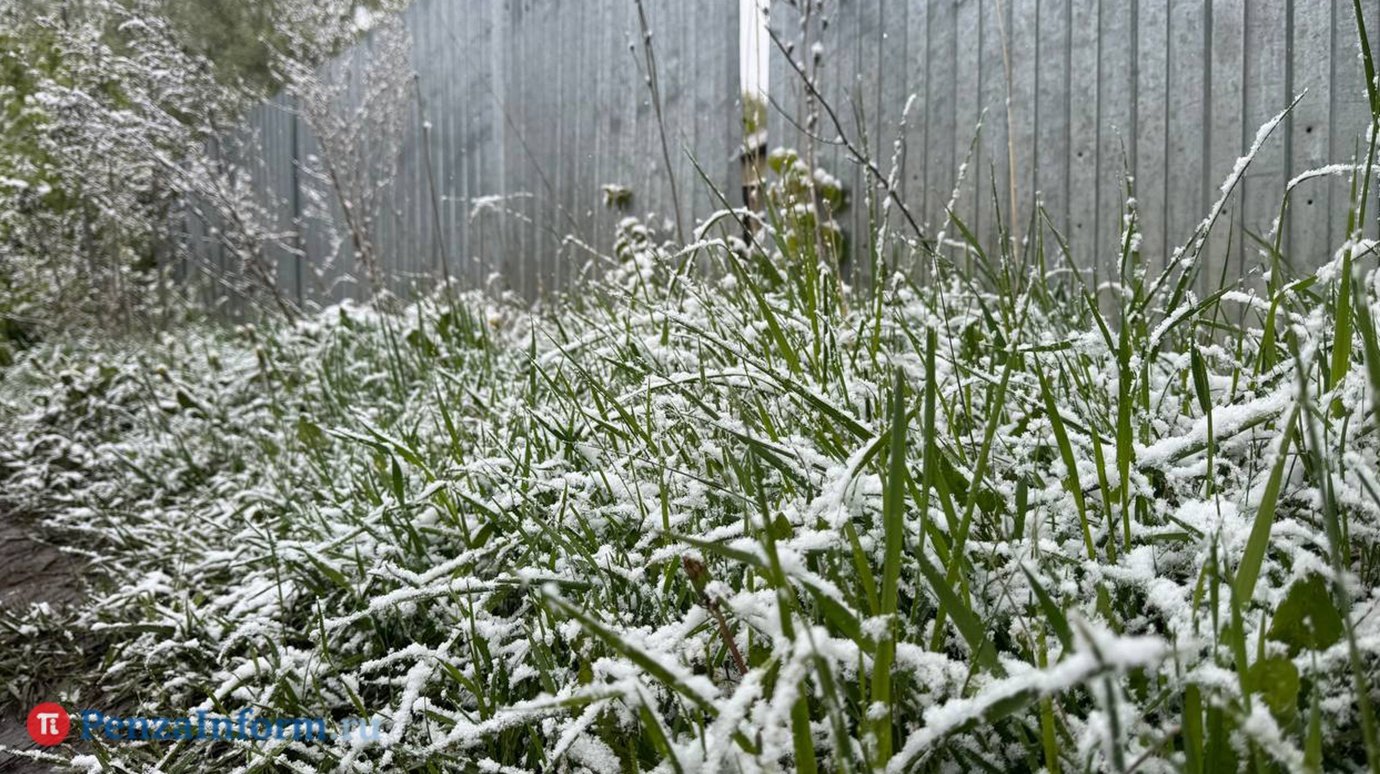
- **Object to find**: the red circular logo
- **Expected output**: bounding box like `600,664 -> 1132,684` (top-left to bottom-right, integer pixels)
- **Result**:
26,703 -> 70,747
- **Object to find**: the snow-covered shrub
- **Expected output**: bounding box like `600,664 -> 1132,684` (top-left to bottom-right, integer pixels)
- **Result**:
279,15 -> 413,299
0,0 -> 244,331
0,0 -> 407,335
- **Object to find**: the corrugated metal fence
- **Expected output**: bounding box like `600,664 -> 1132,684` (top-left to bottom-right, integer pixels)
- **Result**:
769,0 -> 1380,289
182,0 -> 1378,311
179,0 -> 740,311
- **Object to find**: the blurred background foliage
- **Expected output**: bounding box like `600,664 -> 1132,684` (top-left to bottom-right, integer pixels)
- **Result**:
0,0 -> 392,347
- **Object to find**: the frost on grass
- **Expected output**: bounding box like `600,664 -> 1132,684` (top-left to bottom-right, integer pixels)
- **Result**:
1,193 -> 1379,772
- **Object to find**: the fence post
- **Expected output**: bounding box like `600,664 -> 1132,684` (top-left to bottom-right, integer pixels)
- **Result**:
290,95 -> 304,307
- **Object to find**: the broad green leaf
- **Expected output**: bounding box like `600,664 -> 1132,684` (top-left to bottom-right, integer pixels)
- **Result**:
1248,655 -> 1300,722
1267,574 -> 1345,655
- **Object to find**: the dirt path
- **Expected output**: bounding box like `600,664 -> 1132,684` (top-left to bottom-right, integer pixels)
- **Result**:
0,513 -> 87,773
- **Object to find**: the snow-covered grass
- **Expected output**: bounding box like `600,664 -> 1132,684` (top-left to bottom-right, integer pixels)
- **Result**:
1,152 -> 1379,771
2,19 -> 1380,764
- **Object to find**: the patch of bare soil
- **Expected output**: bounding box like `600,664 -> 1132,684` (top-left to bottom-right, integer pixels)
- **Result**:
0,513 -> 87,773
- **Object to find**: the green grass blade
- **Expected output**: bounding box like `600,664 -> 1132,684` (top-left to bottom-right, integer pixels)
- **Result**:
1021,564 -> 1074,653
1233,401 -> 1299,605
870,369 -> 909,764
1353,271 -> 1380,423
1035,362 -> 1095,560
916,549 -> 1002,675
545,594 -> 717,713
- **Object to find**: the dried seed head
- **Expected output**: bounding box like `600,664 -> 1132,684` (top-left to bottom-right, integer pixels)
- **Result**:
681,555 -> 709,595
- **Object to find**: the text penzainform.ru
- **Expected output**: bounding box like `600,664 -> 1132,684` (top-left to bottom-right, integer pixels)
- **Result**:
25,702 -> 385,746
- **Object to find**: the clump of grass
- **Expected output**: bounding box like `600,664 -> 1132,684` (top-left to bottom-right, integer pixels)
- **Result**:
0,14 -> 1378,774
